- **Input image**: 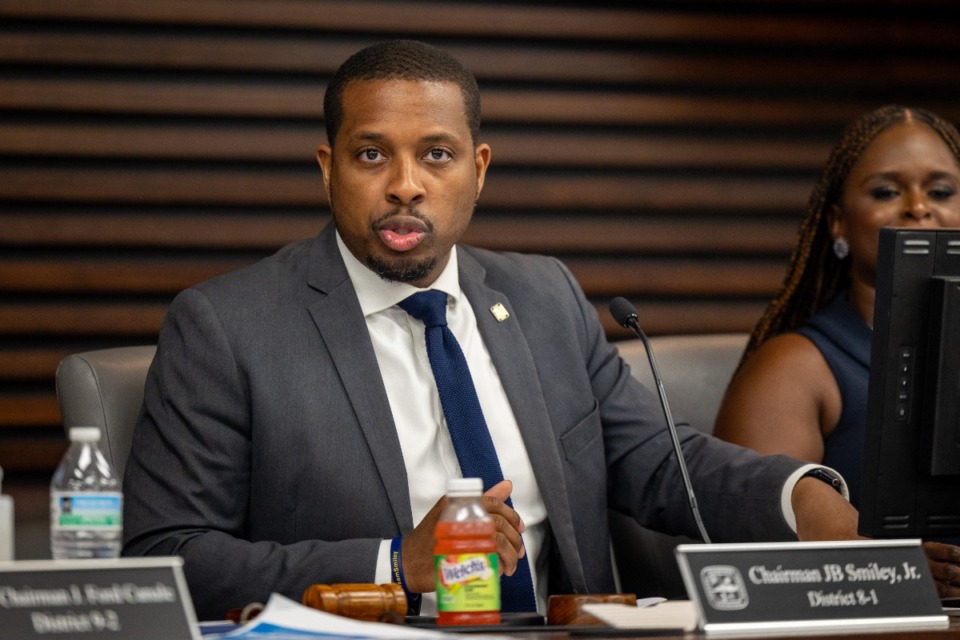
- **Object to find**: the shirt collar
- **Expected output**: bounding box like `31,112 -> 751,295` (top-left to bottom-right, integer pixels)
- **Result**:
335,230 -> 463,317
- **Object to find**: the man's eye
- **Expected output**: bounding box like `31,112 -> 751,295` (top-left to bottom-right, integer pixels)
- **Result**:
426,148 -> 451,161
869,186 -> 898,200
930,187 -> 957,201
360,148 -> 383,161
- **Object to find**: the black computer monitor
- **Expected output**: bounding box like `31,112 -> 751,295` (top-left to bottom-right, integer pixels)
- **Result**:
859,227 -> 960,538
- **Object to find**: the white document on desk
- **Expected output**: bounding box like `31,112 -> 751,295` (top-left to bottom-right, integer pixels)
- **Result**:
208,592 -> 508,639
582,600 -> 698,631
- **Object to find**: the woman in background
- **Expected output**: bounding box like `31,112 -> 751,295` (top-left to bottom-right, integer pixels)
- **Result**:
714,104 -> 960,596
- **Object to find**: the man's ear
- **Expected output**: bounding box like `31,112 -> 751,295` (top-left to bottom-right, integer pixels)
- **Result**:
474,143 -> 491,197
316,144 -> 333,203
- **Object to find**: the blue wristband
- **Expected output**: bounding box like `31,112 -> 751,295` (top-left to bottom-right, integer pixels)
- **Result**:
390,536 -> 421,614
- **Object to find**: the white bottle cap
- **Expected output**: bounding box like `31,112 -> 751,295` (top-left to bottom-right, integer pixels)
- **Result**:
68,427 -> 102,443
446,477 -> 483,496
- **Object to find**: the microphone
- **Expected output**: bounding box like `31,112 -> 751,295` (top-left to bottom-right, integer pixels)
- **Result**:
609,297 -> 712,544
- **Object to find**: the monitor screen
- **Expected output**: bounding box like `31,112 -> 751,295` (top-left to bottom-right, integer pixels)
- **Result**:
859,227 -> 960,538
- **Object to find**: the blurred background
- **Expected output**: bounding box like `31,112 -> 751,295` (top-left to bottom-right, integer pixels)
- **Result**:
2,0 -> 959,557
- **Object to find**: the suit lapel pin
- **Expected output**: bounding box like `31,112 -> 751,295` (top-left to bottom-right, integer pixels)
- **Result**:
490,303 -> 510,322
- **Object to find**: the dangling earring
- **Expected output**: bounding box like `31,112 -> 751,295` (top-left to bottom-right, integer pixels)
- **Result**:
833,237 -> 850,260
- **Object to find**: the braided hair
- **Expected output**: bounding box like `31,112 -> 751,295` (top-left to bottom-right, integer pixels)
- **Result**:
740,105 -> 960,365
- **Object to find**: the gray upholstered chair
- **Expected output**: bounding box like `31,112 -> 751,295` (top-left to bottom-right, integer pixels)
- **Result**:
55,346 -> 157,481
616,333 -> 748,435
609,332 -> 748,598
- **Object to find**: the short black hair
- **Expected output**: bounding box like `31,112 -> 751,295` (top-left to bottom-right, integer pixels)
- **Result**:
323,40 -> 481,147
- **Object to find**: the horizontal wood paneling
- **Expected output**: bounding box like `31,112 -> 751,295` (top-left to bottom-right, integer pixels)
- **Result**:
5,77 -> 959,128
2,0 -> 956,47
0,349 -> 77,380
0,167 -> 814,210
0,212 -> 799,253
0,394 -> 61,426
0,256 -> 786,297
0,123 -> 834,169
2,0 -> 958,472
0,304 -> 169,335
4,31 -> 959,88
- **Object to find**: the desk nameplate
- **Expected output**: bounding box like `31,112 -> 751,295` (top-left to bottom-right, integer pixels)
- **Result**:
676,539 -> 947,637
0,557 -> 200,640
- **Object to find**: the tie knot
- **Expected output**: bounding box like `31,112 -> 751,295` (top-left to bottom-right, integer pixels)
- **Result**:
398,290 -> 449,328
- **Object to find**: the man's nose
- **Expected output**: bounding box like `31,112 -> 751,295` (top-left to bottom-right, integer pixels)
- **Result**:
386,157 -> 426,205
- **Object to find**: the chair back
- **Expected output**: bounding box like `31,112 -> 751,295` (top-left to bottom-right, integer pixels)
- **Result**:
55,346 -> 156,480
610,332 -> 748,598
616,333 -> 748,434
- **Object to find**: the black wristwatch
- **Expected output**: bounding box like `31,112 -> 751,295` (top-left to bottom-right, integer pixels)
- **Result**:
802,468 -> 844,494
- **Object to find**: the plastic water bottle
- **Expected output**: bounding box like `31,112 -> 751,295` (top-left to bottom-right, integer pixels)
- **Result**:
434,477 -> 500,626
0,464 -> 13,561
50,427 -> 122,559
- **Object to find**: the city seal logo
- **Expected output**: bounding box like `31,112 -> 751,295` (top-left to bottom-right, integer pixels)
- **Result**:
700,565 -> 749,610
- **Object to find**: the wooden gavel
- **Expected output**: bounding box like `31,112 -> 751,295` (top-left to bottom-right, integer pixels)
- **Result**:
301,583 -> 407,623
547,593 -> 638,625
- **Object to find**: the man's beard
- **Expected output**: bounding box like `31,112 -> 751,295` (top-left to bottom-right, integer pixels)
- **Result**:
366,254 -> 437,284
366,205 -> 437,283
328,185 -> 438,284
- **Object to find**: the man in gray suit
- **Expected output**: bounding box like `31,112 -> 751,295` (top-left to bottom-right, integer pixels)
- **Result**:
123,40 -> 858,620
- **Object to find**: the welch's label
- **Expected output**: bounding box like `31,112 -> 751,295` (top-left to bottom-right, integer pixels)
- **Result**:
435,552 -> 500,613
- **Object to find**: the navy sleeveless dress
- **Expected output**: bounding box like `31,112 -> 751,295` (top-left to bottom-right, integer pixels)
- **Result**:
795,293 -> 871,506
798,294 -> 960,549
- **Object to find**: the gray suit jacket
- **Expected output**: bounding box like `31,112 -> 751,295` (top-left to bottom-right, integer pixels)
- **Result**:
123,223 -> 802,619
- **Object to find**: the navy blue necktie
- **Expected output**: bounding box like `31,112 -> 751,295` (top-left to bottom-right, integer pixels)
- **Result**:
399,290 -> 537,613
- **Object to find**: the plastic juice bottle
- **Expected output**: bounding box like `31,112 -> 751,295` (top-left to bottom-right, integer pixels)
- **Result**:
434,477 -> 501,626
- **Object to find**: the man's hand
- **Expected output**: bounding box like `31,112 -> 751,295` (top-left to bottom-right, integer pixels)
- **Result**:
923,541 -> 960,598
793,477 -> 960,598
400,480 -> 526,594
791,476 -> 860,541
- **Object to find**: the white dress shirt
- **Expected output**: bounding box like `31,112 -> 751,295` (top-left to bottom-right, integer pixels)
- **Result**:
335,233 -> 847,614
335,233 -> 548,615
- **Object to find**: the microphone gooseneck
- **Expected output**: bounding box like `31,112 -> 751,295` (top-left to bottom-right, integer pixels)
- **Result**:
609,297 -> 712,544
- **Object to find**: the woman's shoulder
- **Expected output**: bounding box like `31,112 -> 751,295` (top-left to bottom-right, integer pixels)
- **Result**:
727,330 -> 839,420
714,329 -> 841,455
741,331 -> 827,376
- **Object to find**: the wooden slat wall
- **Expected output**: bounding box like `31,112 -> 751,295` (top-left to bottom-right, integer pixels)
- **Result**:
2,0 -> 960,473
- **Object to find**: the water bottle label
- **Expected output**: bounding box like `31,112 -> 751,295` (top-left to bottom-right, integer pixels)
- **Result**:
51,491 -> 122,531
435,552 -> 500,613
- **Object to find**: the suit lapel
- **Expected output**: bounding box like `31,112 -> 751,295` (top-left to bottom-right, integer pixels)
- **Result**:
459,249 -> 587,591
305,226 -> 413,532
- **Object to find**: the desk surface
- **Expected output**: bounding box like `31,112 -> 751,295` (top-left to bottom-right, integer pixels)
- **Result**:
487,618 -> 960,639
